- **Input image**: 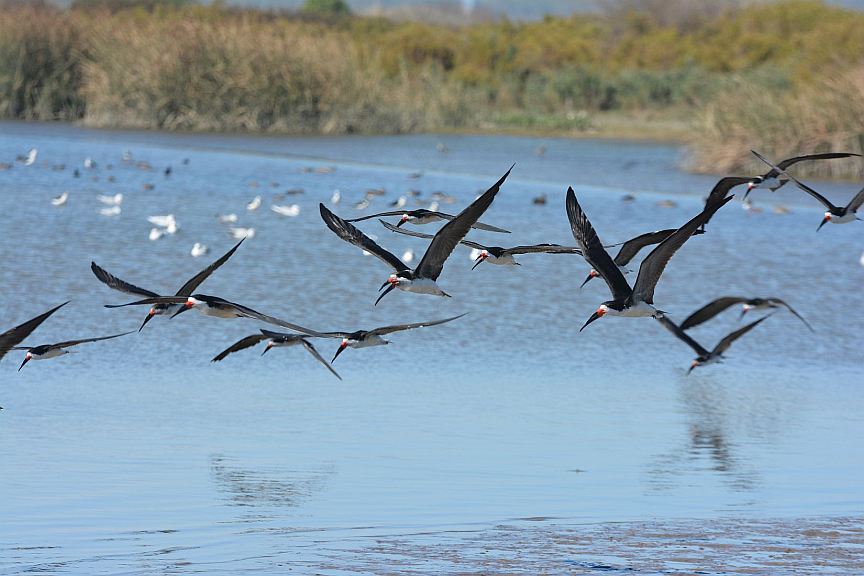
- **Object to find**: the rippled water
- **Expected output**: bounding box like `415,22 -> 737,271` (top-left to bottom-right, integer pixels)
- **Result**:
1,122 -> 862,574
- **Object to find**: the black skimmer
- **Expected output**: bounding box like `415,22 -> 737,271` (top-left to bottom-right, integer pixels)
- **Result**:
379,219 -> 582,268
92,239 -> 245,331
656,314 -> 773,373
567,188 -> 734,331
343,208 -> 510,233
744,150 -> 860,198
0,302 -> 69,363
752,150 -> 864,229
679,296 -> 813,332
105,294 -> 324,336
212,330 -> 341,380
14,331 -> 132,371
302,314 -> 467,362
320,166 -> 513,305
579,228 -> 685,289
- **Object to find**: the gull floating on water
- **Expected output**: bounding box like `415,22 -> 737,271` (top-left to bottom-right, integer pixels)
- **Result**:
98,193 -> 123,206
271,204 -> 301,217
148,228 -> 164,241
229,227 -> 255,239
217,213 -> 238,224
330,190 -> 341,205
148,214 -> 175,228
191,243 -> 209,257
246,196 -> 262,211
51,192 -> 69,207
17,148 -> 37,166
84,157 -> 96,170
100,206 -> 121,217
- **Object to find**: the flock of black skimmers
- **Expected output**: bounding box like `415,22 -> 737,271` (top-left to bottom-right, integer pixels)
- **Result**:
2,149 -> 862,387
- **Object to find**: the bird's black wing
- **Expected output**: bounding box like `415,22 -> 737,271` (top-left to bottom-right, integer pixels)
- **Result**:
379,220 -> 488,251
505,244 -> 583,255
320,204 -> 409,273
210,298 -> 333,337
845,186 -> 864,212
751,150 -> 836,210
104,296 -> 188,308
211,333 -> 268,362
91,262 -> 161,298
679,296 -> 749,330
0,301 -> 68,362
703,176 -> 751,226
712,314 -> 773,356
776,152 -> 861,171
632,195 -> 734,305
565,187 -> 632,302
766,298 -> 814,333
655,315 -> 710,357
613,229 -> 676,266
415,166 -> 512,280
344,210 -> 411,223
175,238 -> 244,296
300,340 -> 343,380
53,331 -> 134,349
368,313 -> 468,336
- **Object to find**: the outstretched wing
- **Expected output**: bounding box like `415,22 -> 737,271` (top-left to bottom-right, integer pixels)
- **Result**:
845,186 -> 864,213
506,244 -> 583,256
679,296 -> 748,330
613,229 -> 676,266
565,187 -> 632,302
712,314 -> 773,356
104,296 -> 188,308
345,210 -> 411,223
655,315 -> 710,358
211,333 -> 267,362
300,340 -> 342,380
175,238 -> 244,296
54,331 -> 133,349
380,220 -> 488,251
777,152 -> 861,171
368,313 -> 468,336
0,301 -> 69,362
632,195 -> 734,305
415,166 -> 512,280
91,262 -> 160,298
766,298 -> 814,333
751,150 -> 836,210
319,204 -> 409,273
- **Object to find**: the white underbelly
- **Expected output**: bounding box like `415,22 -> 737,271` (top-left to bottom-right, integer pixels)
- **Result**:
35,348 -> 67,360
201,307 -> 241,318
398,278 -> 447,296
410,215 -> 443,225
486,254 -> 517,266
830,212 -> 856,224
608,301 -> 657,317
351,335 -> 388,348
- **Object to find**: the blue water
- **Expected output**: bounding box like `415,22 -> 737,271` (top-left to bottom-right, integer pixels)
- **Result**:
0,122 -> 862,573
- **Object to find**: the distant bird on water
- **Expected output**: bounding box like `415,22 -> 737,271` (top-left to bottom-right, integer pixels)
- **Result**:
51,192 -> 69,207
319,166 -> 513,305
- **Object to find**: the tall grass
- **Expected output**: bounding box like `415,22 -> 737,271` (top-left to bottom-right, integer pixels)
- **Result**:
690,65 -> 864,179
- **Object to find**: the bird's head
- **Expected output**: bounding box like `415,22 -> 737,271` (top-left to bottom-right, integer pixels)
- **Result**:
739,303 -> 752,319
818,212 -> 831,231
261,341 -> 274,356
687,359 -> 702,374
580,304 -> 607,332
579,269 -> 599,289
139,307 -> 159,331
471,250 -> 489,270
171,297 -> 198,318
18,352 -> 32,372
332,339 -> 349,362
376,274 -> 400,306
396,214 -> 410,227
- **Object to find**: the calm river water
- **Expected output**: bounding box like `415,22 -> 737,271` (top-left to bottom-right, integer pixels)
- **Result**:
1,122 -> 862,574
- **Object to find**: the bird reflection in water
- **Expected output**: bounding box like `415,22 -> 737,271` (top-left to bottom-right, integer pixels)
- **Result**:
209,454 -> 334,509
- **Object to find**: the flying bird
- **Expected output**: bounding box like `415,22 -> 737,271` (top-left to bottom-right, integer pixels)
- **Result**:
679,296 -> 813,332
567,188 -> 734,331
291,314 -> 468,362
699,176 -> 752,232
579,228 -> 685,288
343,208 -> 510,233
92,239 -> 245,330
751,150 -> 864,229
320,166 -> 513,305
0,302 -> 69,363
745,150 -> 861,198
212,330 -> 341,380
656,314 -> 773,373
14,331 -> 132,371
380,219 -> 582,268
